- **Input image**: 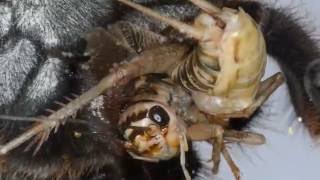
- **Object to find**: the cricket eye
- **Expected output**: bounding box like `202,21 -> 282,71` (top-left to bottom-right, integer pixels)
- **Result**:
148,105 -> 170,127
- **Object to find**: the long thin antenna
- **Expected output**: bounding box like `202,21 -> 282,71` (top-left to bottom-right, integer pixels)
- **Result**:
118,0 -> 204,40
0,115 -> 90,124
0,115 -> 43,122
189,0 -> 222,14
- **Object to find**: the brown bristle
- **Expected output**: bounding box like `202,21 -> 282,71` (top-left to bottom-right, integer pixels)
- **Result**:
70,93 -> 79,98
301,100 -> 320,137
54,101 -> 66,107
45,109 -> 56,114
64,96 -> 73,102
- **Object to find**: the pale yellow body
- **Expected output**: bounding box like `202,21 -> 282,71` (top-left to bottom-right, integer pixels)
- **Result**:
114,1 -> 271,180
185,8 -> 266,114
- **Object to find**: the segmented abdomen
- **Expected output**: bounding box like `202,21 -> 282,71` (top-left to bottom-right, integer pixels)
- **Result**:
172,9 -> 267,114
172,47 -> 220,94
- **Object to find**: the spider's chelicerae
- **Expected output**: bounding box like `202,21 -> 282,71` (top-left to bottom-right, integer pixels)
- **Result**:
0,0 -> 319,180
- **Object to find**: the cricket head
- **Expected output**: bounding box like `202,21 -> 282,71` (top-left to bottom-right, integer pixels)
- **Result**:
119,101 -> 186,161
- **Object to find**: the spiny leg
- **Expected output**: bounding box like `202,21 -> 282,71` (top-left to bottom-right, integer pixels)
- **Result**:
0,45 -> 188,155
215,72 -> 284,119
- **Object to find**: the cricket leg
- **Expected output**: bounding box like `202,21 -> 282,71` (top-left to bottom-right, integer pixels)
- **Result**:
215,72 -> 284,119
187,123 -> 224,174
179,134 -> 191,180
223,129 -> 266,145
222,144 -> 240,180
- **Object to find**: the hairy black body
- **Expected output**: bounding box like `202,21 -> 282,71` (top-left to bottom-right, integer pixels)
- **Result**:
0,0 -> 319,180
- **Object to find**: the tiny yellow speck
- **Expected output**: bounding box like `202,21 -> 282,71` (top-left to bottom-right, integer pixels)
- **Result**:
74,131 -> 82,138
288,127 -> 294,135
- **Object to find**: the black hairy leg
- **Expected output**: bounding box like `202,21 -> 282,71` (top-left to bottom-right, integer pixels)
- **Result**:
260,4 -> 320,136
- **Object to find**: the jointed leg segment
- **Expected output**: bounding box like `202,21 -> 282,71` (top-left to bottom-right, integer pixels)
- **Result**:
222,144 -> 240,180
214,72 -> 284,119
187,121 -> 266,180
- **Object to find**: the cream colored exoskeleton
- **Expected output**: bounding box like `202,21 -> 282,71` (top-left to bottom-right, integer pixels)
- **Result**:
117,0 -> 284,180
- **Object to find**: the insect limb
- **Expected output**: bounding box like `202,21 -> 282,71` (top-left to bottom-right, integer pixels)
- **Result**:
179,134 -> 191,180
117,0 -> 204,40
244,72 -> 284,117
188,0 -> 222,14
222,144 -> 240,180
0,121 -> 55,155
224,130 -> 266,145
211,125 -> 224,174
187,123 -> 225,174
214,72 -> 284,119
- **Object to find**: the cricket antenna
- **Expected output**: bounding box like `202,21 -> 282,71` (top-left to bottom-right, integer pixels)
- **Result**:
118,0 -> 204,40
189,0 -> 222,14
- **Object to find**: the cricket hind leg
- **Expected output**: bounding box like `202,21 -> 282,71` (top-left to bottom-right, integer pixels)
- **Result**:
215,72 -> 284,119
245,72 -> 284,117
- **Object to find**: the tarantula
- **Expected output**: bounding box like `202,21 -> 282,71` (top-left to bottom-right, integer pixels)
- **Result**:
0,0 -> 319,180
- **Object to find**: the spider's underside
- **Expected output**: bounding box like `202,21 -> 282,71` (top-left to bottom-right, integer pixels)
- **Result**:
0,0 -> 319,180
